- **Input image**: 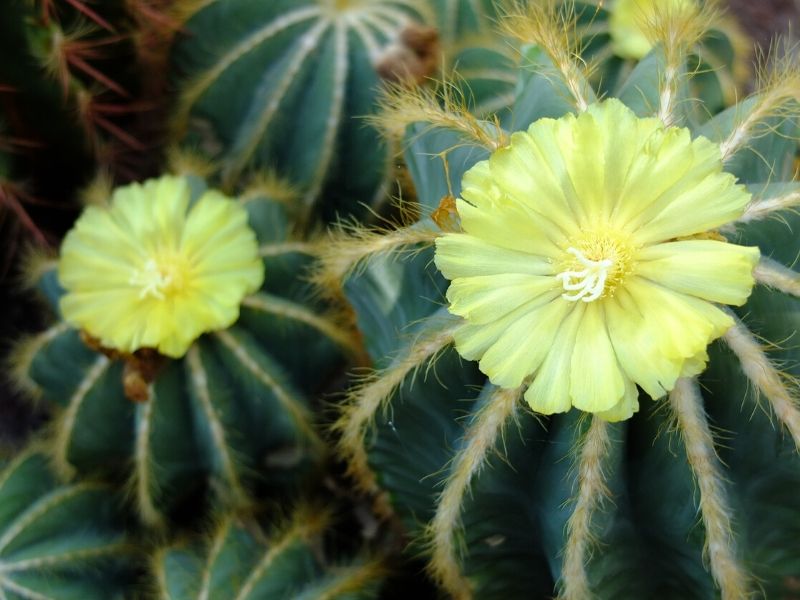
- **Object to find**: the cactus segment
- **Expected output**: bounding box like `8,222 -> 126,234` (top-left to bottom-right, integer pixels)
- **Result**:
171,0 -> 431,223
153,510 -> 384,600
0,451 -> 134,599
430,0 -> 498,44
14,177 -> 350,525
326,9 -> 800,597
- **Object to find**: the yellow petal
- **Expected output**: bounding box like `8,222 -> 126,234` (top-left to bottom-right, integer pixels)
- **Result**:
446,274 -> 559,324
633,171 -> 751,245
596,376 -> 640,422
434,234 -> 553,279
479,299 -> 574,388
636,240 -> 759,305
625,277 -> 733,361
569,302 -> 625,412
524,303 -> 586,415
604,289 -> 683,399
457,193 -> 564,259
487,125 -> 581,235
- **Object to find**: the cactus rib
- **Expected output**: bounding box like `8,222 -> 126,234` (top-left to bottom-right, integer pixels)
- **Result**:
51,355 -> 111,479
186,346 -> 248,506
428,384 -> 522,600
669,377 -> 749,600
723,316 -> 800,450
241,293 -> 360,356
558,417 -> 611,600
752,257 -> 800,298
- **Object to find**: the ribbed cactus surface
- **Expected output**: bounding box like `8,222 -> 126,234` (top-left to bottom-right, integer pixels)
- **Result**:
153,508 -> 384,600
171,0 -> 433,223
0,450 -> 134,599
327,6 -> 800,598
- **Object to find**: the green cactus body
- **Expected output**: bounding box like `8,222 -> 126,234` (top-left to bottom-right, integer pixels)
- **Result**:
573,0 -> 748,113
153,509 -> 383,599
328,9 -> 800,599
171,0 -> 433,224
0,450 -> 135,599
14,176 -> 354,527
430,0 -> 497,45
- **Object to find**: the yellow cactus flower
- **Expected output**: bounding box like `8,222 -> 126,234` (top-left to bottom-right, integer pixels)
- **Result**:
59,175 -> 264,358
609,0 -> 698,60
434,99 -> 759,421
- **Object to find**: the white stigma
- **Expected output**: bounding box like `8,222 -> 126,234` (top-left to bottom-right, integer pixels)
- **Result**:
129,259 -> 171,300
556,247 -> 613,303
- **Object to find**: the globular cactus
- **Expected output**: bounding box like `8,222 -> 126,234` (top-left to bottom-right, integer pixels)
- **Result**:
0,449 -> 136,599
152,506 -> 384,599
575,0 -> 750,112
170,0 -> 439,225
12,171 -> 356,528
323,3 -> 800,599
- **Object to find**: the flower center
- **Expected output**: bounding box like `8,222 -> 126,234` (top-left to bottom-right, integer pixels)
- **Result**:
556,232 -> 633,302
129,257 -> 186,300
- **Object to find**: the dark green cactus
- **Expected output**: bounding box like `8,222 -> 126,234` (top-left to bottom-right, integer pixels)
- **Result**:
325,5 -> 800,599
571,0 -> 749,113
0,449 -> 136,599
152,507 -> 384,600
170,0 -> 435,225
12,172 -> 356,527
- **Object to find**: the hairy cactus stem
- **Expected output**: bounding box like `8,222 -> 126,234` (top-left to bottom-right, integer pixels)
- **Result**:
241,293 -> 361,356
335,319 -> 459,501
8,322 -> 70,397
428,385 -> 523,600
752,256 -> 800,298
212,330 -> 325,453
232,508 -> 330,600
51,354 -> 111,480
722,315 -> 800,450
500,0 -> 593,113
314,224 -> 440,297
647,4 -> 712,126
719,57 -> 800,162
669,377 -> 749,600
372,80 -> 508,150
186,346 -> 249,507
558,416 -> 611,600
130,382 -> 166,528
738,190 -> 800,224
305,559 -> 386,599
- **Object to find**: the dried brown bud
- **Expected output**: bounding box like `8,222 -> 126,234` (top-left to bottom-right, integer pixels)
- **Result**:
431,195 -> 461,232
376,23 -> 440,85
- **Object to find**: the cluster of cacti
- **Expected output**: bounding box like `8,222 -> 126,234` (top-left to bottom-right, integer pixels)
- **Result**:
152,506 -> 385,599
4,0 -> 800,599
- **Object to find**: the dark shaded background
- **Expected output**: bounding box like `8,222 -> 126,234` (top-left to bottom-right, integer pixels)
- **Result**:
1,0 -> 799,451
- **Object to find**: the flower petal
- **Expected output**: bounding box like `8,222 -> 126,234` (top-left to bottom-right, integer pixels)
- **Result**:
524,303 -> 586,415
487,124 -> 582,234
446,274 -> 559,324
604,289 -> 683,399
569,302 -> 626,412
596,376 -> 640,422
636,240 -> 759,305
452,292 -> 557,361
434,234 -> 554,279
625,277 -> 733,361
479,299 -> 574,387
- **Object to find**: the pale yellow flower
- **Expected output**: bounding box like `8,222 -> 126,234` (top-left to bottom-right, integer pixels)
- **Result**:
609,0 -> 698,59
59,175 -> 264,358
434,99 -> 759,421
